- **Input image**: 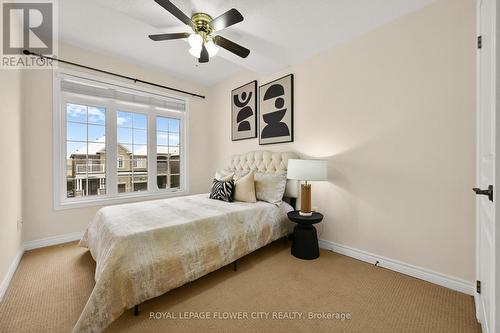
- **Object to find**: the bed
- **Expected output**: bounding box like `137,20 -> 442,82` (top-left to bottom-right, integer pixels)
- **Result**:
73,151 -> 299,332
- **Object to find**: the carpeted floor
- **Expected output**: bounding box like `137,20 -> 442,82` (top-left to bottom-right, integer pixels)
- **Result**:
0,240 -> 481,333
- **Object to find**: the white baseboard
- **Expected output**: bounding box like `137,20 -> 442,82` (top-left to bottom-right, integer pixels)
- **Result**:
319,239 -> 475,296
23,231 -> 84,251
0,249 -> 24,302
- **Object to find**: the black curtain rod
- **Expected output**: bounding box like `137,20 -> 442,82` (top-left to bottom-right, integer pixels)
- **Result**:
22,50 -> 205,99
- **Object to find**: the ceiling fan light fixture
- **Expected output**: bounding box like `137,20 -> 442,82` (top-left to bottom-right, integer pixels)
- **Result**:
149,2 -> 249,63
189,46 -> 201,58
205,41 -> 219,57
188,34 -> 203,49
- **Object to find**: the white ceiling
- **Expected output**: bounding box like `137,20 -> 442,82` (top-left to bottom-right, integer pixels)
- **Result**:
60,0 -> 435,86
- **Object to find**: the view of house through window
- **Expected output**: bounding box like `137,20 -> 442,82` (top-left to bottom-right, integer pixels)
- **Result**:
66,103 -> 107,198
59,74 -> 186,207
156,116 -> 181,189
117,111 -> 148,193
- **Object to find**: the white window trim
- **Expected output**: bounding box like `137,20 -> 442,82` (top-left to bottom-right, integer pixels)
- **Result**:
53,69 -> 190,210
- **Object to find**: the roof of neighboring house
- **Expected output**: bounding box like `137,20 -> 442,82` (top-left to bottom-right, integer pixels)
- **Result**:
71,136 -> 106,156
135,145 -> 179,156
71,136 -> 179,157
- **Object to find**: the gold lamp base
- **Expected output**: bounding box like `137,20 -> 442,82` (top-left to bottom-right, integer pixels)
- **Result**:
299,183 -> 312,216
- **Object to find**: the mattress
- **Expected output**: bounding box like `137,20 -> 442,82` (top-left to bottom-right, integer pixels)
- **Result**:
73,193 -> 294,332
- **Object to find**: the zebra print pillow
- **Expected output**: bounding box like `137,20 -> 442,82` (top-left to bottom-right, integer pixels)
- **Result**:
209,179 -> 235,202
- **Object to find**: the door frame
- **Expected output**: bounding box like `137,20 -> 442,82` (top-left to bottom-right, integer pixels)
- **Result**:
475,0 -> 499,331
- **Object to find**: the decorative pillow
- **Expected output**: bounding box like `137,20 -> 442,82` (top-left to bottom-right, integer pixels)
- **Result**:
254,173 -> 287,205
234,170 -> 250,180
209,179 -> 235,202
234,171 -> 256,203
215,171 -> 234,182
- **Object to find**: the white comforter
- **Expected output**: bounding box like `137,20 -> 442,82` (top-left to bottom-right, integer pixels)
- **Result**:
74,194 -> 293,332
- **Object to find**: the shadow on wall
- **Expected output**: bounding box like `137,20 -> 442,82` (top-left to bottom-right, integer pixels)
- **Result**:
297,122 -> 474,258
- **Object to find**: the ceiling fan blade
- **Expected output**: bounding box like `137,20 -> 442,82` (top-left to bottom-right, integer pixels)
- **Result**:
199,44 -> 209,63
149,32 -> 190,41
210,8 -> 244,32
213,35 -> 250,58
154,0 -> 192,26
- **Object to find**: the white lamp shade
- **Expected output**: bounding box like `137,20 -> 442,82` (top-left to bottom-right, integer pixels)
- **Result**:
287,159 -> 327,181
205,40 -> 219,57
188,34 -> 202,48
189,47 -> 201,58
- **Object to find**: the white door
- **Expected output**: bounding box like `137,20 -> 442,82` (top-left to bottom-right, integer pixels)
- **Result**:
476,0 -> 498,332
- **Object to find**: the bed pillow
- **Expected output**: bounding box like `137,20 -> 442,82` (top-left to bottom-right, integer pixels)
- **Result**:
215,171 -> 234,182
234,170 -> 250,180
254,173 -> 287,205
234,171 -> 256,203
209,179 -> 235,202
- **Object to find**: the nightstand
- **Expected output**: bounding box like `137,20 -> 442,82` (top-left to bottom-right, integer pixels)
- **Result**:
287,211 -> 323,260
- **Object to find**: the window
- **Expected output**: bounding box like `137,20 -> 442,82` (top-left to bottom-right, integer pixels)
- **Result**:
55,71 -> 187,209
117,111 -> 148,193
156,116 -> 181,190
66,103 -> 106,198
117,155 -> 124,168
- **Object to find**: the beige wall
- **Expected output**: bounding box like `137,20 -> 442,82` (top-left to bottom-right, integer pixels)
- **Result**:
207,0 -> 476,281
0,69 -> 23,286
21,43 -> 212,242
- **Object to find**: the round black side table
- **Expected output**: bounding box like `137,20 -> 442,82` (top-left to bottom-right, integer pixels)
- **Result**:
287,211 -> 323,260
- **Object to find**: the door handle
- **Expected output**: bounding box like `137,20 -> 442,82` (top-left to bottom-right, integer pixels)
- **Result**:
472,185 -> 493,202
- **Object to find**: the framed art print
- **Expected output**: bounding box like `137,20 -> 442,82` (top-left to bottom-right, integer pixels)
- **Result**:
259,74 -> 294,145
231,80 -> 257,141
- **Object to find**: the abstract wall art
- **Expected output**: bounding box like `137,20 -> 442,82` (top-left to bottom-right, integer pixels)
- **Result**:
259,74 -> 294,145
231,80 -> 257,141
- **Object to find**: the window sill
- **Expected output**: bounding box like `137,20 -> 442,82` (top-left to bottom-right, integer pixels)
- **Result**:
54,189 -> 188,211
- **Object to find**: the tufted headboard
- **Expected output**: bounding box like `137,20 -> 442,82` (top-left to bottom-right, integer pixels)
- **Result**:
224,151 -> 300,198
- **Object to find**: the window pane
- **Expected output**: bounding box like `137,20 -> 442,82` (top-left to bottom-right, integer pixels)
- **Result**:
118,176 -> 131,193
88,125 -> 105,141
121,144 -> 133,154
170,175 -> 180,189
134,113 -> 147,129
157,146 -> 169,155
157,131 -> 168,146
169,159 -> 180,174
118,111 -> 147,193
66,103 -> 106,199
169,146 -> 179,154
157,175 -> 168,189
133,144 -> 147,155
169,119 -> 180,133
87,106 -> 106,125
133,176 -> 148,192
117,128 -> 132,144
157,117 -> 169,131
133,157 -> 147,170
117,111 -> 133,127
157,159 -> 168,173
169,132 -> 179,146
87,142 -> 106,157
134,129 -> 147,145
67,122 -> 87,141
156,116 -> 181,191
66,103 -> 86,123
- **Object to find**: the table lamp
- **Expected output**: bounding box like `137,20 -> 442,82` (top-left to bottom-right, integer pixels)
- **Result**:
287,159 -> 328,216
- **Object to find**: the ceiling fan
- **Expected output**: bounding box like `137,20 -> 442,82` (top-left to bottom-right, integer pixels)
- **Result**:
148,0 -> 250,63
